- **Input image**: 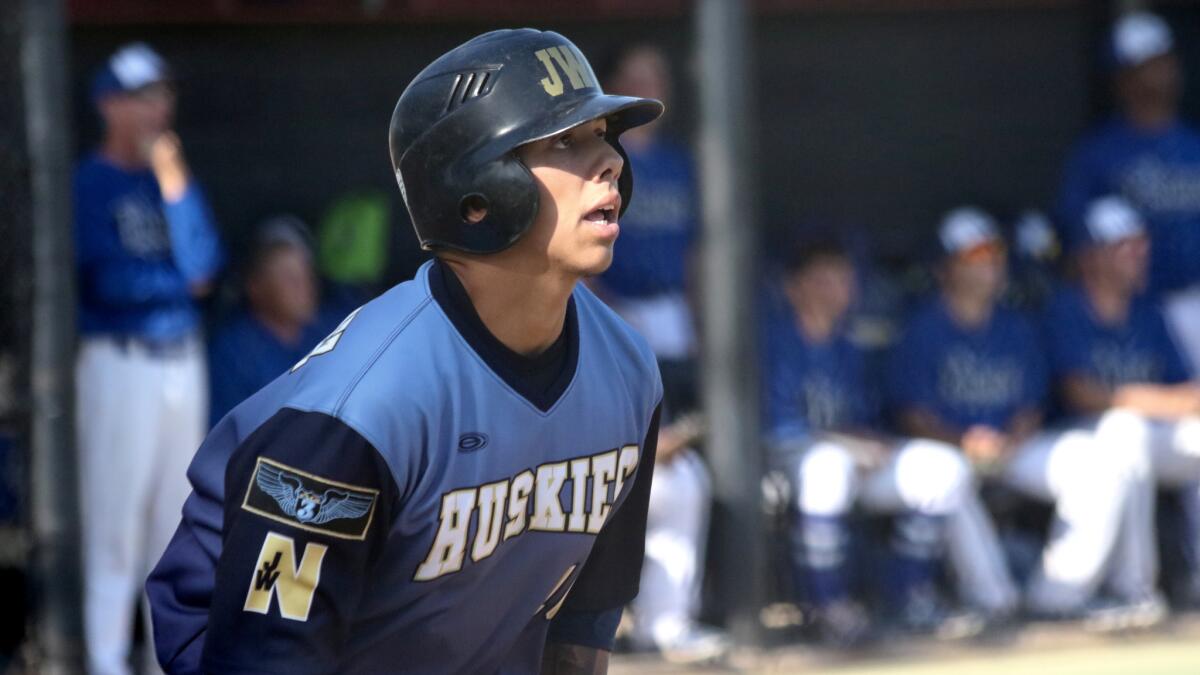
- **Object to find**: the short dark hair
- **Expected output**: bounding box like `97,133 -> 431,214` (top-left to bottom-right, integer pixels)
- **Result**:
783,237 -> 850,275
241,215 -> 313,281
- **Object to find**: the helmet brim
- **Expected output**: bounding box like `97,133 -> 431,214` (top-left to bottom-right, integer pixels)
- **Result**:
488,94 -> 664,159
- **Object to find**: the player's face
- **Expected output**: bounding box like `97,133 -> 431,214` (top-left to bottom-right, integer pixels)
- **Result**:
944,244 -> 1007,302
515,117 -> 624,277
786,257 -> 856,323
1121,54 -> 1182,110
248,246 -> 318,328
611,49 -> 671,110
1104,234 -> 1150,291
101,83 -> 176,154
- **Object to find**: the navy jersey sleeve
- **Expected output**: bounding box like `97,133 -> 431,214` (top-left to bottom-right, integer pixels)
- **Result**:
152,408 -> 400,675
547,404 -> 661,649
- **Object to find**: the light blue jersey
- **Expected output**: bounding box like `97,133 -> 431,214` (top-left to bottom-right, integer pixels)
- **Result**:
148,260 -> 662,674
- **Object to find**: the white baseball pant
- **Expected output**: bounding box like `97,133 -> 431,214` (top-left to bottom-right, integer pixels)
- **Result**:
632,449 -> 712,647
1001,424 -> 1142,612
789,437 -> 1018,613
1092,409 -> 1200,603
76,336 -> 207,675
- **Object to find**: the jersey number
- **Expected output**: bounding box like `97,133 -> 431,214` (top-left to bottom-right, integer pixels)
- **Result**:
291,307 -> 362,373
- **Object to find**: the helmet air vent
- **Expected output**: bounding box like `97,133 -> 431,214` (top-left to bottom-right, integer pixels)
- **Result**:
444,68 -> 498,113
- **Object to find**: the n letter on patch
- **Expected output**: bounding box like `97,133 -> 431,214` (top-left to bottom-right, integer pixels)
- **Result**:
244,531 -> 327,621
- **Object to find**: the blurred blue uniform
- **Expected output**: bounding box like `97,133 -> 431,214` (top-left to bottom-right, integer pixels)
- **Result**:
207,310 -> 340,428
761,300 -> 873,442
75,153 -> 223,342
600,137 -> 697,299
147,260 -> 662,674
74,150 -> 224,675
764,292 -> 1008,617
889,299 -> 1047,430
1044,285 -> 1191,393
1057,118 -> 1200,294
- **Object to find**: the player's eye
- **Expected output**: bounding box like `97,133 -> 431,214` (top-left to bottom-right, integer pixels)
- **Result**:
553,132 -> 574,149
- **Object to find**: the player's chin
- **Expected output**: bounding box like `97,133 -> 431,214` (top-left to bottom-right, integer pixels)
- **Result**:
569,242 -> 616,277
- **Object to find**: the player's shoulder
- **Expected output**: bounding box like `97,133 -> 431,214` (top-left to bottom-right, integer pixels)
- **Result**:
1129,292 -> 1171,326
1172,120 -> 1200,144
574,283 -> 664,400
264,264 -> 443,440
73,153 -> 115,190
209,311 -> 258,353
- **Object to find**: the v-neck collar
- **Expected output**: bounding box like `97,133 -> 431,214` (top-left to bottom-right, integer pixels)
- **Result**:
428,260 -> 580,413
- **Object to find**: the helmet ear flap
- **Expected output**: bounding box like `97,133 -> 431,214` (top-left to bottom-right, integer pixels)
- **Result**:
399,119 -> 540,253
609,137 -> 635,218
451,154 -> 539,253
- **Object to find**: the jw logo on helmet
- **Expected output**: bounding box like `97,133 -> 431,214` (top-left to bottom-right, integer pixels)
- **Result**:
534,45 -> 598,97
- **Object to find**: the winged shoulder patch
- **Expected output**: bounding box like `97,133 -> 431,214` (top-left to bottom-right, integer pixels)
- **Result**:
241,457 -> 379,540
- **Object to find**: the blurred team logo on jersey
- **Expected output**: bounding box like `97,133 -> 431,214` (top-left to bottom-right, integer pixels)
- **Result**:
242,457 -> 378,540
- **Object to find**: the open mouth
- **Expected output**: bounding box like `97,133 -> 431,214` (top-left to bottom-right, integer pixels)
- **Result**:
583,207 -> 617,224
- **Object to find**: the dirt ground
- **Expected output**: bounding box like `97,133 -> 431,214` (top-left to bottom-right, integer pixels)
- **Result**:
611,613 -> 1200,675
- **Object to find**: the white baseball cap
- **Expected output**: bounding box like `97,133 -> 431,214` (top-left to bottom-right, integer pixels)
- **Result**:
939,207 -> 1002,257
1083,195 -> 1145,246
91,42 -> 171,102
1112,12 -> 1174,69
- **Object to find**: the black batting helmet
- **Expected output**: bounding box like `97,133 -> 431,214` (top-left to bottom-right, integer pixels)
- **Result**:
389,29 -> 664,254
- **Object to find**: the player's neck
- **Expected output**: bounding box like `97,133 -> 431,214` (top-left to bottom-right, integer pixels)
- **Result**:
253,309 -> 305,346
1123,102 -> 1177,133
100,133 -> 149,170
1082,275 -> 1132,325
942,289 -> 993,329
795,306 -> 838,344
441,257 -> 572,357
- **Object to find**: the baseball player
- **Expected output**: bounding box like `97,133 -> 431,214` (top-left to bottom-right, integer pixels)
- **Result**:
764,238 -> 1016,646
890,207 -> 1149,624
147,30 -> 664,674
1056,12 -> 1200,370
208,216 -> 338,427
1043,195 -> 1200,621
75,42 -> 223,675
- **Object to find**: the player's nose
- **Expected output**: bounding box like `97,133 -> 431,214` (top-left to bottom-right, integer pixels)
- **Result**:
595,141 -> 623,186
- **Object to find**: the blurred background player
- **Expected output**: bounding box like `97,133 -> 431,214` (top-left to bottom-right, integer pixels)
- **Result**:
1044,195 -> 1200,618
629,414 -> 729,664
889,208 -> 1145,625
598,43 -> 727,662
74,42 -> 223,674
596,44 -> 699,413
763,238 -> 1016,646
1056,11 -> 1200,373
208,215 -> 337,426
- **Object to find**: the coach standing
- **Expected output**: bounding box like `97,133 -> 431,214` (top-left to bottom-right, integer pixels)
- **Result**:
74,42 -> 223,675
1057,12 -> 1200,372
